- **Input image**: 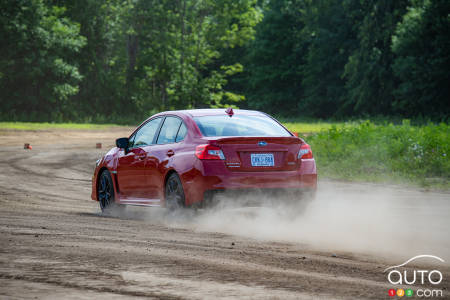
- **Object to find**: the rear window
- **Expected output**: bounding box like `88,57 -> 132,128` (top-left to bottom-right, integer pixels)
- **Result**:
194,115 -> 291,137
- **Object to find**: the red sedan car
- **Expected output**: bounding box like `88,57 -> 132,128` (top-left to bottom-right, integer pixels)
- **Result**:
92,109 -> 317,212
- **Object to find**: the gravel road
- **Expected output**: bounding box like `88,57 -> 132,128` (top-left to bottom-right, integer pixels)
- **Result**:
1,129 -> 448,299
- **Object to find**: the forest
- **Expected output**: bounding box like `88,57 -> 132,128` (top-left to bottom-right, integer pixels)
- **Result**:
1,0 -> 449,123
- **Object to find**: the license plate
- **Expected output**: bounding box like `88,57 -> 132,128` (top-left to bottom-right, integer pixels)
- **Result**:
251,153 -> 274,167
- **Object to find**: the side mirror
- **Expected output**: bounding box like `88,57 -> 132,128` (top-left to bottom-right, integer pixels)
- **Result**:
116,137 -> 129,150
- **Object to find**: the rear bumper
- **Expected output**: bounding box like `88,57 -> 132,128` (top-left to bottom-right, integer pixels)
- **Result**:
183,158 -> 317,206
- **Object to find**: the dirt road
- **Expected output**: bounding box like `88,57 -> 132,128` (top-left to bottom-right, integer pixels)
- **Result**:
1,129 -> 449,299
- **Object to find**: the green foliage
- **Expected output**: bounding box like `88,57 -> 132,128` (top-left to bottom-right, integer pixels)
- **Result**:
235,0 -> 447,121
0,122 -> 130,130
58,0 -> 132,120
0,0 -> 86,120
0,0 -> 261,122
243,0 -> 305,116
4,119 -> 448,188
307,121 -> 450,187
125,0 -> 262,113
0,0 -> 447,122
391,0 -> 450,118
299,0 -> 357,118
283,120 -> 356,134
342,0 -> 408,115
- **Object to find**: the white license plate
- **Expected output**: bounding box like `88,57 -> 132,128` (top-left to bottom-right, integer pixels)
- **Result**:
251,153 -> 274,167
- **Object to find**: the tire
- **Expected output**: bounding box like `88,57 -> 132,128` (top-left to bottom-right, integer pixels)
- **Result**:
98,170 -> 124,214
165,173 -> 185,211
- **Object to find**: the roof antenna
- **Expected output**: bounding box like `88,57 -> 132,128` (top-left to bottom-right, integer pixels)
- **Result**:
225,107 -> 234,117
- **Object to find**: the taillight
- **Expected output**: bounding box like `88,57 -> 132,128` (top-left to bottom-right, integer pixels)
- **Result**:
298,144 -> 313,159
195,144 -> 226,160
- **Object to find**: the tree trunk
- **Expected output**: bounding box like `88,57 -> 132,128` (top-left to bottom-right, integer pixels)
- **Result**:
179,0 -> 186,87
126,34 -> 139,86
160,81 -> 167,108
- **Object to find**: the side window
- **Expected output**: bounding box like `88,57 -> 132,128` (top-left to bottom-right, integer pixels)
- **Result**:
131,117 -> 162,147
175,122 -> 187,142
156,117 -> 182,144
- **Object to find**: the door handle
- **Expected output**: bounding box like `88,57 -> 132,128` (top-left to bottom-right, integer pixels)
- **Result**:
167,150 -> 175,157
136,153 -> 146,160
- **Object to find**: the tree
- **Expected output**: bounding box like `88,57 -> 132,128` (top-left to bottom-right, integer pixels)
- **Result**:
392,0 -> 450,119
243,0 -> 306,116
299,0 -> 359,118
58,0 -> 131,121
2,0 -> 445,122
0,0 -> 86,121
342,0 -> 408,116
125,0 -> 262,112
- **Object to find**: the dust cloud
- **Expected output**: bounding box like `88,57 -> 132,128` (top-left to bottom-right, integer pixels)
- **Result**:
122,180 -> 450,262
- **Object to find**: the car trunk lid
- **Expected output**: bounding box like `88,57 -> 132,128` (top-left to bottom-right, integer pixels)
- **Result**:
209,137 -> 301,171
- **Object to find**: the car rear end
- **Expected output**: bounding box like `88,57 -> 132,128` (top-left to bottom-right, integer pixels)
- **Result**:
185,110 -> 317,206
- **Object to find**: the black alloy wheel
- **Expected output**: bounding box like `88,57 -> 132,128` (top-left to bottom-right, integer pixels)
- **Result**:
165,173 -> 185,211
98,170 -> 120,213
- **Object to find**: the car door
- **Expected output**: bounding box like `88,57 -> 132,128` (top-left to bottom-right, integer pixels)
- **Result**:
116,117 -> 163,199
145,116 -> 184,199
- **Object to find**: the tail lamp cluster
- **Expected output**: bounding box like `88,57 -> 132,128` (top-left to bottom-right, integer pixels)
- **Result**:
298,143 -> 313,159
195,144 -> 226,160
195,143 -> 313,160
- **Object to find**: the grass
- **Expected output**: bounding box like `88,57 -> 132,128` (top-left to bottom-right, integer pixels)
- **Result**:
0,120 -> 347,134
283,121 -> 339,134
1,120 -> 448,189
0,122 -> 129,130
1,120 -> 346,133
305,121 -> 450,189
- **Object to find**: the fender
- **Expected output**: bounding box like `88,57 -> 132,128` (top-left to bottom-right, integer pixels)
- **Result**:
108,148 -> 121,202
91,147 -> 121,202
